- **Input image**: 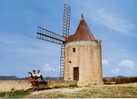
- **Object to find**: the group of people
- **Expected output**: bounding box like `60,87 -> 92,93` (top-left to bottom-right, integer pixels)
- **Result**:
28,70 -> 44,83
27,70 -> 47,91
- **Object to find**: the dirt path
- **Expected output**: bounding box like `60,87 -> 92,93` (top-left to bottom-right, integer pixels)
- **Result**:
25,83 -> 137,98
29,83 -> 137,96
31,87 -> 82,95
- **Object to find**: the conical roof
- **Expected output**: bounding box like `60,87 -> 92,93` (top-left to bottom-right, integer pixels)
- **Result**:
65,15 -> 95,43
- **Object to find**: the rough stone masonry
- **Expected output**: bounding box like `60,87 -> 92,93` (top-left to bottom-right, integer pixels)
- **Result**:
64,15 -> 103,86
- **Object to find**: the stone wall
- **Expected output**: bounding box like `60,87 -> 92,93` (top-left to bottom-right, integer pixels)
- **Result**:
0,80 -> 31,92
64,41 -> 103,86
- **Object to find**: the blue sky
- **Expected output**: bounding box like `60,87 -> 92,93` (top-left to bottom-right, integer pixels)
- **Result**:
0,0 -> 137,77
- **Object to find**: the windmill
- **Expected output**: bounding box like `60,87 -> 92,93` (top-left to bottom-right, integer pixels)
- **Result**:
36,3 -> 71,78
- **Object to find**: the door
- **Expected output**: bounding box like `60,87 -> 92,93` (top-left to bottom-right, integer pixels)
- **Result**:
73,67 -> 79,81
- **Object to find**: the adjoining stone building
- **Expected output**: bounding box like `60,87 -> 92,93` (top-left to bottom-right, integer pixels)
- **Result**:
64,15 -> 103,86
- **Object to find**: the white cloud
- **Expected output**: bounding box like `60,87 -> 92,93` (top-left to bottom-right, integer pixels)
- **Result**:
112,68 -> 120,74
91,8 -> 136,34
111,59 -> 136,76
40,64 -> 59,77
103,58 -> 137,76
102,59 -> 109,66
42,64 -> 57,72
118,59 -> 135,70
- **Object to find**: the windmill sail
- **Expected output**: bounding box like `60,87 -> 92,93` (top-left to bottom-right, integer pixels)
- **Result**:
62,4 -> 71,37
37,26 -> 64,45
60,3 -> 71,78
36,2 -> 71,79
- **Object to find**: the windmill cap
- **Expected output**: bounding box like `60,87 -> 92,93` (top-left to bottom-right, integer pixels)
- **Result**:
65,15 -> 96,43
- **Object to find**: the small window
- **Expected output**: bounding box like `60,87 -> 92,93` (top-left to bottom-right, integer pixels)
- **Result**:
68,60 -> 72,63
73,48 -> 76,52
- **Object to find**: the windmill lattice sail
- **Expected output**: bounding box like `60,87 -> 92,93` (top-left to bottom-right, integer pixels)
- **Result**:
60,3 -> 71,78
36,3 -> 71,78
37,26 -> 64,45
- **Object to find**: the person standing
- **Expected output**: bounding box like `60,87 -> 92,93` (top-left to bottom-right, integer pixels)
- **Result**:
37,70 -> 44,81
32,70 -> 37,79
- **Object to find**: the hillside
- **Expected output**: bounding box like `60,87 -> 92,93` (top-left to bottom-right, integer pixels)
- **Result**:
0,80 -> 137,98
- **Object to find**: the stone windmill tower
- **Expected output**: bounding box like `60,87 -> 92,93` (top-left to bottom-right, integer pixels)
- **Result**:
36,3 -> 103,86
64,15 -> 103,86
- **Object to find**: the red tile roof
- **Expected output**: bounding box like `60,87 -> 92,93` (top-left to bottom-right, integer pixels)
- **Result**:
65,15 -> 95,43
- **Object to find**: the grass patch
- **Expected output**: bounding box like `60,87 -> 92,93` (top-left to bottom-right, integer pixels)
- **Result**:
4,85 -> 137,98
47,80 -> 78,89
28,85 -> 137,98
0,90 -> 30,98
